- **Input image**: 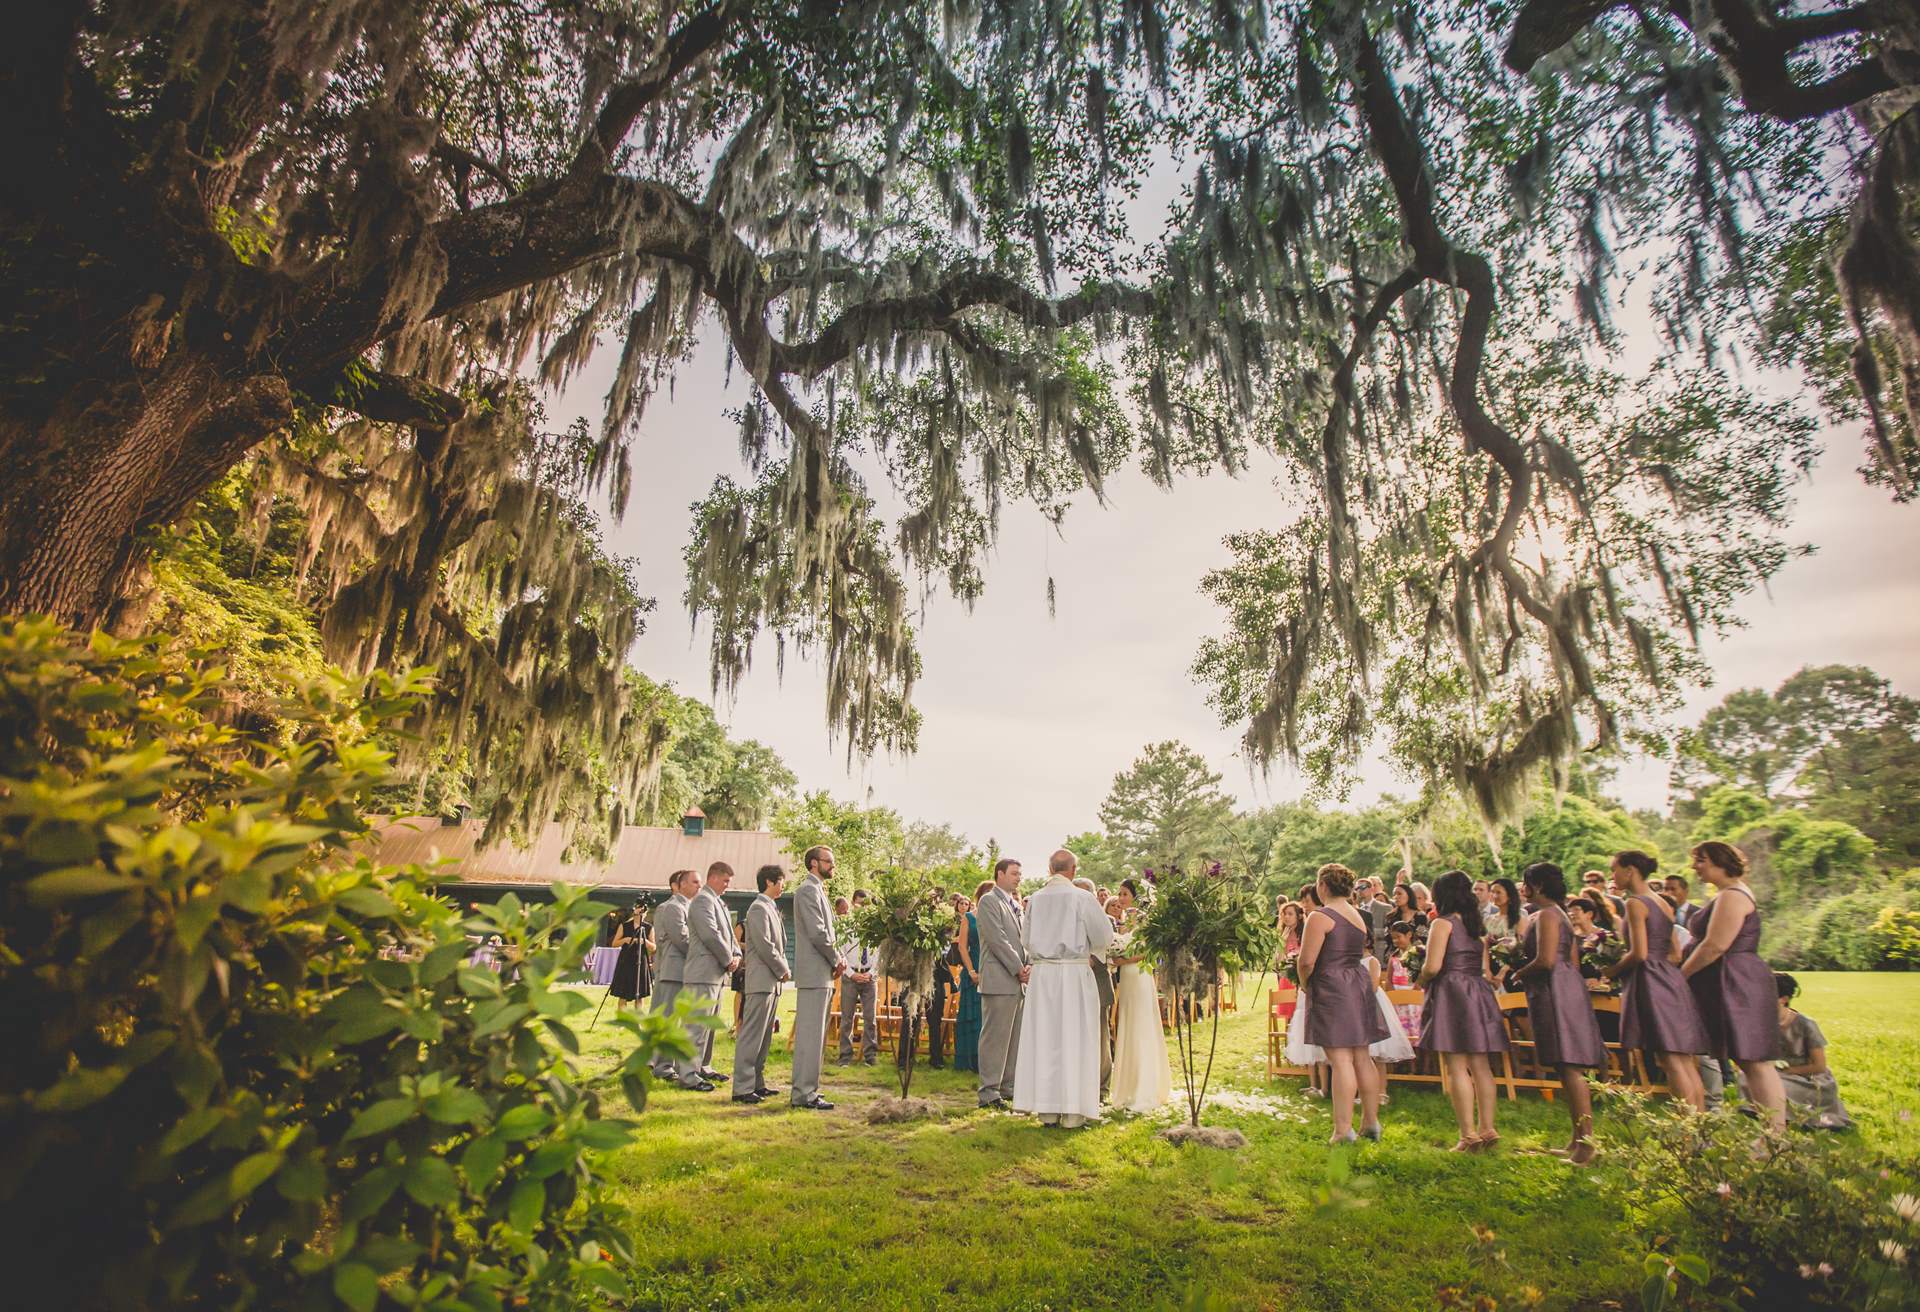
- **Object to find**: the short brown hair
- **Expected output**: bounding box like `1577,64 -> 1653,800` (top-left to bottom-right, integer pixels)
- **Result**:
1316,862 -> 1356,898
1615,850 -> 1658,878
706,860 -> 734,880
1690,840 -> 1747,879
668,867 -> 697,891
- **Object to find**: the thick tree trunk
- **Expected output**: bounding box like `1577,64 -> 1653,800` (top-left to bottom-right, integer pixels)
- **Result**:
0,361 -> 292,624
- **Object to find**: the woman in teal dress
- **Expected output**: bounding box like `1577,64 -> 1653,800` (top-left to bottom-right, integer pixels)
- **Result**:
953,882 -> 988,1071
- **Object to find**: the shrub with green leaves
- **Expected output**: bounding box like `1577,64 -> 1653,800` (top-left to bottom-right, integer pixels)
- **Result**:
0,618 -> 683,1310
1605,1092 -> 1920,1310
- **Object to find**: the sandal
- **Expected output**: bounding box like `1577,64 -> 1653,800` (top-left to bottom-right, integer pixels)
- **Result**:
1567,1140 -> 1599,1168
1449,1137 -> 1477,1153
1470,1132 -> 1501,1153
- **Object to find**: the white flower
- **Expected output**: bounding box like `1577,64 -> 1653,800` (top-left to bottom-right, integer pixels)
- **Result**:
1818,1263 -> 1834,1277
1714,1182 -> 1732,1198
1893,1193 -> 1920,1225
1880,1240 -> 1909,1267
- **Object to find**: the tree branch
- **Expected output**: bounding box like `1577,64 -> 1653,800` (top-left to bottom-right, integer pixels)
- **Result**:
327,367 -> 469,429
565,0 -> 746,186
1505,0 -> 1633,74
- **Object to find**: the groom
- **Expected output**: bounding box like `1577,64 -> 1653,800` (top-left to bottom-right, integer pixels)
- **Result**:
1013,850 -> 1114,1128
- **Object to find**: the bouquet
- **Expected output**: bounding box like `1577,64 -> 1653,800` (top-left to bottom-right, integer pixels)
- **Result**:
1107,925 -> 1137,964
1279,949 -> 1302,987
1580,933 -> 1626,989
1399,944 -> 1427,981
1488,935 -> 1529,977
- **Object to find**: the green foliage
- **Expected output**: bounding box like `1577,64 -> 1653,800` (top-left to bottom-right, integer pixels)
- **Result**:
770,791 -> 906,896
1061,829 -> 1129,885
1767,874 -> 1920,971
1606,1093 -> 1920,1310
1872,907 -> 1920,970
1501,791 -> 1648,881
1097,741 -> 1237,875
638,677 -> 796,830
1766,814 -> 1878,888
1692,785 -> 1773,844
844,874 -> 960,958
0,618 -> 675,1309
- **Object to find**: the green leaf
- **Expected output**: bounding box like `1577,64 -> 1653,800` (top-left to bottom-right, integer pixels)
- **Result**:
36,1063 -> 130,1113
337,886 -> 397,918
581,1264 -> 627,1298
494,1103 -> 551,1141
228,1150 -> 284,1201
460,1134 -> 506,1191
157,1106 -> 226,1156
620,1073 -> 649,1114
574,1119 -> 635,1150
1671,1253 -> 1710,1286
341,1166 -> 401,1223
166,1174 -> 235,1230
524,1140 -> 575,1179
402,1156 -> 460,1207
354,1235 -> 422,1274
24,867 -> 142,901
343,1097 -> 415,1142
220,868 -> 273,913
424,1086 -> 490,1126
456,967 -> 502,997
471,1002 -> 532,1038
327,988 -> 403,1044
334,1261 -> 380,1312
506,1178 -> 544,1234
174,892 -> 222,953
275,1156 -> 326,1202
420,941 -> 468,983
543,1019 -> 579,1055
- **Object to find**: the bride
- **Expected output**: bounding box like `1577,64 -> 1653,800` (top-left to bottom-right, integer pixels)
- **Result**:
1108,878 -> 1173,1112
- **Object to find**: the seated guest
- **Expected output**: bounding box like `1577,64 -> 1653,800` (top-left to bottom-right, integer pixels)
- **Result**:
1771,973 -> 1853,1129
1382,921 -> 1422,1042
1390,882 -> 1422,927
1410,881 -> 1434,920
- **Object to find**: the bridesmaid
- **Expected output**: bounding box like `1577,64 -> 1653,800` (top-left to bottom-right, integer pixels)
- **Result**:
1602,849 -> 1708,1111
1417,870 -> 1509,1153
1681,841 -> 1786,1129
1299,863 -> 1389,1144
1510,862 -> 1606,1165
952,882 -> 988,1073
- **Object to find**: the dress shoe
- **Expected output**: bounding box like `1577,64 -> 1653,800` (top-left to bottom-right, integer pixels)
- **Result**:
755,1086 -> 781,1098
863,1056 -> 877,1066
793,1096 -> 835,1110
731,1092 -> 764,1105
701,1070 -> 729,1083
977,1097 -> 1004,1110
682,1079 -> 716,1093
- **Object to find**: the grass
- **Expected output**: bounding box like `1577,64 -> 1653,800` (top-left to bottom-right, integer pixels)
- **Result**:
569,973 -> 1920,1311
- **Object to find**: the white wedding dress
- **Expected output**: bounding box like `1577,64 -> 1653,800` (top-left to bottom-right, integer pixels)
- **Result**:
1109,957 -> 1173,1113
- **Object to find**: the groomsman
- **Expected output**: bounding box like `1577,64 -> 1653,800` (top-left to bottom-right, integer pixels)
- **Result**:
647,869 -> 696,1079
732,865 -> 791,1103
790,846 -> 844,1110
838,889 -> 879,1065
679,862 -> 739,1091
976,857 -> 1030,1108
1360,878 -> 1394,966
1664,874 -> 1700,931
1072,876 -> 1115,1099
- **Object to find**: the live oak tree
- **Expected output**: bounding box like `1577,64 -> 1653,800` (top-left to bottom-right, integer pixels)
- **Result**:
4,0 -> 1914,842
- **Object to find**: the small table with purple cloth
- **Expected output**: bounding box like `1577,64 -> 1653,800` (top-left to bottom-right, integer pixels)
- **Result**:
585,945 -> 620,986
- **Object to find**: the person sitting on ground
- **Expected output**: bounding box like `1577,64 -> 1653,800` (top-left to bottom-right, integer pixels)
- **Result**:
1770,973 -> 1853,1130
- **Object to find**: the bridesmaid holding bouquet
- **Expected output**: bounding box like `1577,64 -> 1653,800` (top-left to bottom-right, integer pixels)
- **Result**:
1602,849 -> 1709,1111
1417,871 -> 1509,1153
1682,841 -> 1786,1129
1300,863 -> 1390,1144
1511,862 -> 1606,1166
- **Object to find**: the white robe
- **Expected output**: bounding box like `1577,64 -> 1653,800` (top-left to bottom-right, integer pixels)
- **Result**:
1012,878 -> 1115,1119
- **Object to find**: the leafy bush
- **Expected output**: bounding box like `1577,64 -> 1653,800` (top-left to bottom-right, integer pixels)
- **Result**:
1605,1093 -> 1920,1310
1766,873 -> 1920,969
0,618 -> 678,1310
1871,905 -> 1920,969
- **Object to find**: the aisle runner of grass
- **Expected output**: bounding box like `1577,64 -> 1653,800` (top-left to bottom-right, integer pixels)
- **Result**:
571,973 -> 1919,1310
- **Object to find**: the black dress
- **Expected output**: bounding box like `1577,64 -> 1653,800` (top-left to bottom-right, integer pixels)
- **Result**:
609,924 -> 649,1001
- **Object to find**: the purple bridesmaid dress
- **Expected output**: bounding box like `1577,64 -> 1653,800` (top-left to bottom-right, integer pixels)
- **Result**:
1520,905 -> 1605,1069
1686,887 -> 1779,1062
1619,894 -> 1708,1057
1304,908 -> 1390,1049
1419,914 -> 1509,1054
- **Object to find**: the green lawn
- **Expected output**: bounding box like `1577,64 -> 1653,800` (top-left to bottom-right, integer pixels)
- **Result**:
571,974 -> 1920,1311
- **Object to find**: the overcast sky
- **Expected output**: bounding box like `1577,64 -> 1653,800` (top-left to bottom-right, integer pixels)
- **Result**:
557,320 -> 1920,865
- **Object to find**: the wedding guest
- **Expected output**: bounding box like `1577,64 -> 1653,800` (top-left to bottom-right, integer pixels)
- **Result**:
1417,870 -> 1508,1153
1391,882 -> 1421,927
1601,849 -> 1709,1112
1567,896 -> 1612,976
1664,874 -> 1700,931
929,893 -> 967,1069
1511,862 -> 1605,1166
1297,882 -> 1322,910
1385,920 -> 1422,1038
1288,885 -> 1327,1095
1362,880 -> 1395,966
1681,841 -> 1786,1130
1366,948 -> 1416,1086
1410,881 -> 1434,921
729,914 -> 749,1033
1300,863 -> 1388,1144
1472,879 -> 1494,921
1278,901 -> 1305,957
953,883 -> 990,1073
838,889 -> 879,1065
789,845 -> 844,1110
1487,877 -> 1524,937
1772,973 -> 1853,1129
608,900 -> 651,1012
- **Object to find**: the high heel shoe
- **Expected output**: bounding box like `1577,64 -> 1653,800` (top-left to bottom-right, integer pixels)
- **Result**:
1327,1130 -> 1359,1145
1567,1139 -> 1599,1168
1470,1131 -> 1501,1153
1449,1137 -> 1476,1153
1359,1123 -> 1382,1142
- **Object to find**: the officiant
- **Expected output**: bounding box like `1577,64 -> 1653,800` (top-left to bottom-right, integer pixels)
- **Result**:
1012,850 -> 1115,1128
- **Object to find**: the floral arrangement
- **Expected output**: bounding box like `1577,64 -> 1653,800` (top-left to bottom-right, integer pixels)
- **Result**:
845,874 -> 958,1098
1581,934 -> 1626,990
1400,943 -> 1427,980
1279,949 -> 1302,987
1488,935 -> 1529,978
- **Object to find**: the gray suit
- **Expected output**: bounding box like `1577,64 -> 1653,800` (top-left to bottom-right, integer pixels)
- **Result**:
678,886 -> 736,1083
790,874 -> 842,1105
838,929 -> 879,1062
976,885 -> 1028,1106
1363,898 -> 1394,965
1091,952 -> 1115,1097
732,894 -> 789,1093
647,893 -> 691,1077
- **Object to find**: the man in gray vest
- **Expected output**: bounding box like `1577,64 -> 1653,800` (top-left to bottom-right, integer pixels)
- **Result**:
647,869 -> 696,1080
732,864 -> 791,1103
790,845 -> 844,1109
679,861 -> 739,1092
976,857 -> 1030,1108
838,889 -> 879,1065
